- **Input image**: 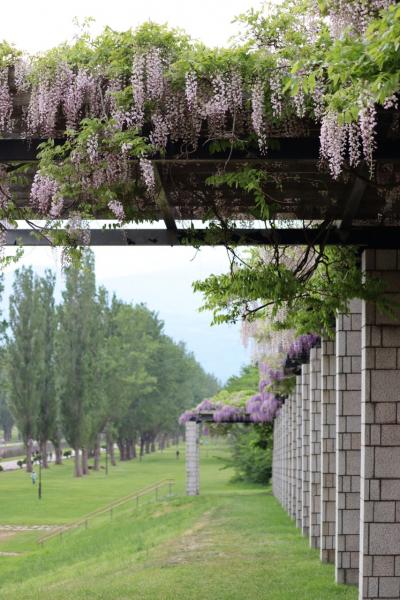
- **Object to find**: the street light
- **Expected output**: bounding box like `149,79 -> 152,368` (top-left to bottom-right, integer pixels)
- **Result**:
38,453 -> 42,500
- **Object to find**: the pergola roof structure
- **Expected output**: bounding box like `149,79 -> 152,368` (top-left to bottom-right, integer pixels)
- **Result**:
186,411 -> 253,424
2,102 -> 400,247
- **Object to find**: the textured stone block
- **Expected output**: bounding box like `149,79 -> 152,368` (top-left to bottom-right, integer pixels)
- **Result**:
376,403 -> 397,424
369,524 -> 400,555
381,480 -> 400,500
375,447 -> 400,478
373,556 -> 395,577
379,576 -> 400,598
374,502 -> 396,523
381,425 -> 400,446
371,371 -> 400,403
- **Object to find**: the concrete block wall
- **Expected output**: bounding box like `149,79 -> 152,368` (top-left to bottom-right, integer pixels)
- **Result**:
185,421 -> 200,496
270,256 -> 400,599
296,376 -> 303,528
291,391 -> 298,520
359,249 -> 400,600
321,339 -> 336,564
301,363 -> 311,537
336,299 -> 362,586
309,347 -> 322,549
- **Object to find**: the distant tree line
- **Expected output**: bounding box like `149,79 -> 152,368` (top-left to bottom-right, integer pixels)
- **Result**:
0,250 -> 219,476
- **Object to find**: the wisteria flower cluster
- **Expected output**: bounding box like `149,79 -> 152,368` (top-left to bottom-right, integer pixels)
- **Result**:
0,1 -> 394,232
178,410 -> 197,425
287,333 -> 320,360
213,405 -> 245,423
195,399 -> 216,412
246,392 -> 281,423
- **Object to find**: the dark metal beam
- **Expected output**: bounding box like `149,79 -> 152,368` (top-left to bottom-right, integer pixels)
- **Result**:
6,226 -> 400,247
0,137 -> 399,162
188,413 -> 253,424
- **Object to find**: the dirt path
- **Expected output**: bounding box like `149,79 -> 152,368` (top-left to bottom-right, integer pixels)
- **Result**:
0,524 -> 61,531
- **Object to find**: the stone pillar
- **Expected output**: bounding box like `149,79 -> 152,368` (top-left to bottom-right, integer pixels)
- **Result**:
302,363 -> 310,537
291,394 -> 297,520
278,410 -> 283,506
359,249 -> 400,600
320,339 -> 336,563
285,401 -> 291,515
282,403 -> 287,511
278,411 -> 283,505
272,415 -> 277,499
185,421 -> 200,496
336,299 -> 362,586
309,347 -> 322,549
296,376 -> 303,528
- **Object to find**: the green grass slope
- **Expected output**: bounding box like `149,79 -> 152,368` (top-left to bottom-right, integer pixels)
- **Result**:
0,444 -> 357,600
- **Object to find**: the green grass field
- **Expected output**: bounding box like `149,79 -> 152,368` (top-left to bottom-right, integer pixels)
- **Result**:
0,442 -> 358,600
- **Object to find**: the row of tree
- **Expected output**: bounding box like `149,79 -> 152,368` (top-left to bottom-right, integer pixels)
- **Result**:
1,251 -> 219,476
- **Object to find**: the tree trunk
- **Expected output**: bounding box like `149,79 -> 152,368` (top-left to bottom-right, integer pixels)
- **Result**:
150,438 -> 156,453
74,447 -> 82,477
54,444 -> 63,465
81,448 -> 89,475
117,440 -> 126,461
40,440 -> 48,468
93,437 -> 101,471
108,440 -> 116,466
127,440 -> 136,460
145,437 -> 150,454
139,436 -> 145,460
4,424 -> 12,442
25,438 -> 33,473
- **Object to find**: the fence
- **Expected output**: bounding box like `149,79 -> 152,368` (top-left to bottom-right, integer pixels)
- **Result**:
37,478 -> 175,546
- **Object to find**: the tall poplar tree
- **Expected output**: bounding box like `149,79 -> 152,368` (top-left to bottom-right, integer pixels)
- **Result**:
8,267 -> 41,472
57,250 -> 100,477
35,271 -> 57,468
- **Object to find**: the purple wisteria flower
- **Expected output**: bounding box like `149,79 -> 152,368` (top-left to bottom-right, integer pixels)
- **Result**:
287,333 -> 320,360
246,392 -> 281,423
213,405 -> 245,423
196,399 -> 215,412
178,410 -> 197,425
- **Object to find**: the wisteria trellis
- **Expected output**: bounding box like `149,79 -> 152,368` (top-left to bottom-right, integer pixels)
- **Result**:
0,0 -> 395,237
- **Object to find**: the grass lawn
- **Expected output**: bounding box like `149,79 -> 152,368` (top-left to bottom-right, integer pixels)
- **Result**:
0,442 -> 358,600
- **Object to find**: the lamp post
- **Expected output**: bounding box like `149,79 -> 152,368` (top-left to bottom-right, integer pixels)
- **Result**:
38,453 -> 42,500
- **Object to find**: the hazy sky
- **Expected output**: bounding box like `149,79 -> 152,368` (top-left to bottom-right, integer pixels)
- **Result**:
1,0 -> 264,383
0,0 -> 263,52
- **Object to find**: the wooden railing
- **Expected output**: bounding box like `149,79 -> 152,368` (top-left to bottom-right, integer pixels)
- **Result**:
37,478 -> 175,546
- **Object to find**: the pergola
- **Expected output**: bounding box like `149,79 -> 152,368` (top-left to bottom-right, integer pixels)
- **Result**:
184,412 -> 253,497
2,106 -> 400,247
3,101 -> 400,600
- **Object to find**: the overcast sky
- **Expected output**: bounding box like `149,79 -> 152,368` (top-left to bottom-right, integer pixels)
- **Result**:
0,0 -> 265,383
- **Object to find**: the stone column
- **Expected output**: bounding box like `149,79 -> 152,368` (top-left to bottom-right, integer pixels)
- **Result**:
285,401 -> 291,515
336,299 -> 362,586
278,411 -> 283,506
302,363 -> 311,537
277,411 -> 282,505
359,249 -> 400,600
185,421 -> 200,496
296,376 -> 303,528
291,394 -> 298,520
290,397 -> 295,517
282,403 -> 287,511
309,347 -> 322,549
320,339 -> 336,563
